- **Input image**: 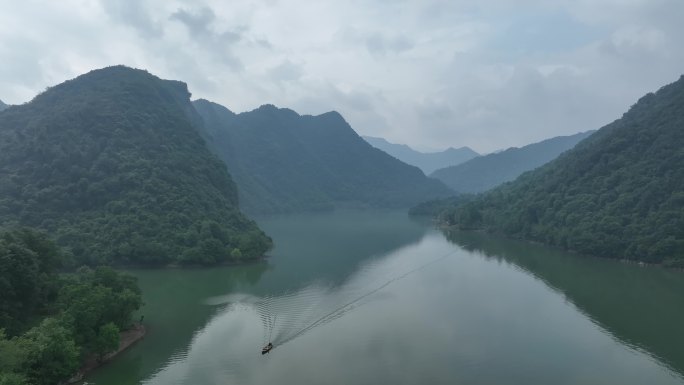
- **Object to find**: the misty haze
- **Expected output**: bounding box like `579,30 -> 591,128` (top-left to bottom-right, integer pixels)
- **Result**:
0,1 -> 683,385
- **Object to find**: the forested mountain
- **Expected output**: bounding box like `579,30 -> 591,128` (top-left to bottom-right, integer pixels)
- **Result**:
0,100 -> 7,111
0,66 -> 271,266
362,135 -> 479,174
438,75 -> 684,266
431,131 -> 594,193
193,100 -> 454,214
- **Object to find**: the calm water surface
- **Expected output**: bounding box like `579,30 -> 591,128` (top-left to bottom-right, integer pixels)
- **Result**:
87,210 -> 684,385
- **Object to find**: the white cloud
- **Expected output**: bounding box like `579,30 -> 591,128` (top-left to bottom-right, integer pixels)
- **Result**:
0,0 -> 683,152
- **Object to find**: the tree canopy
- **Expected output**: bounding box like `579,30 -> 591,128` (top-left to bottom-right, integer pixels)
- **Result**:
436,75 -> 684,266
0,66 -> 272,266
0,228 -> 143,385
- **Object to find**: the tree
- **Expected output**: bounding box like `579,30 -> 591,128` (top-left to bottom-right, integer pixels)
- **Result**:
94,323 -> 119,361
0,330 -> 26,384
230,248 -> 243,259
16,318 -> 79,385
0,229 -> 63,335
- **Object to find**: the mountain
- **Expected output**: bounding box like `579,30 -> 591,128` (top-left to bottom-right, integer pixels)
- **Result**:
193,100 -> 454,214
438,75 -> 684,266
0,66 -> 271,266
431,131 -> 595,193
363,135 -> 479,174
0,99 -> 7,111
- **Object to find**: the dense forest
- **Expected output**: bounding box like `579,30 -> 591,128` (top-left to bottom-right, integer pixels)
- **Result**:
0,66 -> 272,266
193,99 -> 454,214
436,75 -> 684,266
362,136 -> 479,174
0,228 -> 142,385
431,130 -> 594,193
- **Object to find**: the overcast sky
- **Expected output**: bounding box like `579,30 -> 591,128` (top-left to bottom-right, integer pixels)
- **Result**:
1,0 -> 683,152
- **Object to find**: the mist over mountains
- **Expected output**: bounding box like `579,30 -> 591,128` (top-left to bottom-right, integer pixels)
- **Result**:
194,99 -> 454,215
1,64 -> 681,268
431,131 -> 595,194
362,136 -> 479,174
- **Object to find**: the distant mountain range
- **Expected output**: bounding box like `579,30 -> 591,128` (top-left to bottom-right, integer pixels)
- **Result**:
0,100 -> 7,111
362,135 -> 479,174
436,74 -> 684,266
0,66 -> 272,266
431,131 -> 595,193
193,99 -> 454,214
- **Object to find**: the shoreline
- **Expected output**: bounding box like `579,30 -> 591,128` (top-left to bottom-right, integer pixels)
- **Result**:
440,225 -> 684,271
67,323 -> 147,384
113,254 -> 271,270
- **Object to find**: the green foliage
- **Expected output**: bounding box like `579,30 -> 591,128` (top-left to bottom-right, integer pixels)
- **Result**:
438,76 -> 684,264
230,248 -> 243,259
193,100 -> 454,215
0,330 -> 24,377
0,229 -> 143,384
0,229 -> 63,336
58,266 -> 142,353
15,318 -> 79,385
431,131 -> 594,193
0,373 -> 27,385
94,323 -> 120,360
0,66 -> 271,266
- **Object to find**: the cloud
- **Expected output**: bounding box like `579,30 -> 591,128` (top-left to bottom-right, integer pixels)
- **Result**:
269,60 -> 303,83
99,0 -> 162,38
0,0 -> 683,152
170,7 -> 217,38
168,5 -> 245,71
366,33 -> 413,56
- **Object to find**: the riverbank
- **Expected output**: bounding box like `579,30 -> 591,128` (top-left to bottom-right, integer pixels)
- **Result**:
67,323 -> 146,383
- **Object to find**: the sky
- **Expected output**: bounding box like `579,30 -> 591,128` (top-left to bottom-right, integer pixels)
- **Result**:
0,0 -> 683,153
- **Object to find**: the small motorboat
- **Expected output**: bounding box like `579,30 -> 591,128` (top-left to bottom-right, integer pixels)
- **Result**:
261,343 -> 273,355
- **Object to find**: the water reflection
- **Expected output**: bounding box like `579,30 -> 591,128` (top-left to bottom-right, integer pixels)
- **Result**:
143,238 -> 441,385
444,230 -> 684,377
87,212 -> 684,385
85,263 -> 269,384
86,210 -> 427,384
142,229 -> 684,385
254,209 -> 429,290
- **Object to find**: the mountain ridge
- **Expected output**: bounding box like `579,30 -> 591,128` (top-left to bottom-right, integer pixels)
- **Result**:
363,135 -> 479,174
431,130 -> 595,193
193,99 -> 454,215
0,65 -> 272,266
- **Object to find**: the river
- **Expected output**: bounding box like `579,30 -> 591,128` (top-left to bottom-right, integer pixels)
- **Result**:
86,210 -> 684,385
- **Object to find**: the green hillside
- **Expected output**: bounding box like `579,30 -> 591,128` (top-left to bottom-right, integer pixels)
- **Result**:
438,75 -> 684,266
193,100 -> 454,214
431,131 -> 594,193
0,66 -> 271,266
